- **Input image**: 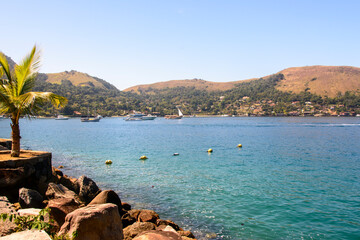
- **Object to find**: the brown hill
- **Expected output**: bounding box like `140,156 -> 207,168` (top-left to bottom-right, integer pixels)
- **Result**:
46,70 -> 103,88
277,66 -> 360,97
123,78 -> 255,93
44,70 -> 118,90
124,66 -> 360,97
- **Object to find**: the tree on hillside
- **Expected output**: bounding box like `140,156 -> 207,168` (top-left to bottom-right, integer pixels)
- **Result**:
0,46 -> 67,157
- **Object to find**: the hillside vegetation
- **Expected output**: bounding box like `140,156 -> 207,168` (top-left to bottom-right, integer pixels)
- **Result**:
123,78 -> 251,93
2,52 -> 358,116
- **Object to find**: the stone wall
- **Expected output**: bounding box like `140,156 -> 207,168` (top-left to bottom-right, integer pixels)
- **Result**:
0,138 -> 11,150
0,150 -> 52,201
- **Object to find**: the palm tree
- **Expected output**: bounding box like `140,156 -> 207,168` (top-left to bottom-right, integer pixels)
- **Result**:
0,46 -> 67,157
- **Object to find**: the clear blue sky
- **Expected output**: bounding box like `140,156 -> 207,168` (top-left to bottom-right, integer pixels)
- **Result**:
1,0 -> 360,90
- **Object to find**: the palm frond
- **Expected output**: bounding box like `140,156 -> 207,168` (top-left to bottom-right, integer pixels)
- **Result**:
17,92 -> 67,113
0,53 -> 12,83
14,46 -> 40,96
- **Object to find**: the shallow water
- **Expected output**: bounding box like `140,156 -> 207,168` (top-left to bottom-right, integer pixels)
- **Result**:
0,117 -> 359,239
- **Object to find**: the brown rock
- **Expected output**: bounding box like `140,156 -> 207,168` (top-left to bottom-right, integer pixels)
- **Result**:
138,210 -> 159,223
181,237 -> 197,240
76,175 -> 101,204
48,197 -> 80,228
156,219 -> 182,231
45,183 -> 79,202
123,222 -> 156,240
58,203 -> 123,240
133,230 -> 182,240
0,196 -> 17,236
178,231 -> 195,239
121,212 -> 137,228
128,209 -> 141,219
89,190 -> 125,216
122,202 -> 131,211
59,175 -> 78,193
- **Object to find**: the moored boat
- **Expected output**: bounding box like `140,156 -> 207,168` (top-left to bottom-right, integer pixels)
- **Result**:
55,115 -> 69,120
165,108 -> 184,119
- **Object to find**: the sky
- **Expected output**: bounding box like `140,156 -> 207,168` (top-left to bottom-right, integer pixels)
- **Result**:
1,0 -> 360,90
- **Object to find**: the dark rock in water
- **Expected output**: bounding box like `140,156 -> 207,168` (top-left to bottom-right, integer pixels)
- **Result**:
123,222 -> 156,240
19,187 -> 43,209
156,219 -> 182,231
0,196 -> 17,236
133,230 -> 182,240
76,175 -> 101,204
58,203 -> 123,240
138,209 -> 159,223
45,183 -> 79,202
88,190 -> 125,216
122,202 -> 131,211
47,197 -> 81,229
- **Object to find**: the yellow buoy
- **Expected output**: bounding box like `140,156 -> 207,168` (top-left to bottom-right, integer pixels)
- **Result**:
139,155 -> 148,160
207,148 -> 213,153
237,144 -> 242,148
105,160 -> 112,164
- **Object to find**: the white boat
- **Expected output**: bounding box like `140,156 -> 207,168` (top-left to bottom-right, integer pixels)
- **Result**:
165,108 -> 183,119
55,115 -> 69,120
141,114 -> 157,120
124,112 -> 157,121
124,112 -> 145,121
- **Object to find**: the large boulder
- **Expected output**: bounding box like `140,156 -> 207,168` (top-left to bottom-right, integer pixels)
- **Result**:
18,188 -> 43,209
0,196 -> 17,236
0,230 -> 51,240
45,183 -> 79,202
76,175 -> 101,204
58,203 -> 123,240
123,222 -> 156,240
17,208 -> 42,216
89,190 -> 125,216
133,230 -> 182,240
47,197 -> 80,228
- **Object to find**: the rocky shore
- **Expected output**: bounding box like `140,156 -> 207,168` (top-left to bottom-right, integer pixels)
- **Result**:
0,140 -> 197,240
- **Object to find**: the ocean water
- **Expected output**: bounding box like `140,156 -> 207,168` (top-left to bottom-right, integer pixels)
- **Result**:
0,117 -> 359,239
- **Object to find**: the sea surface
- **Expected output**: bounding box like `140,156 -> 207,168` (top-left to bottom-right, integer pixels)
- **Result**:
0,117 -> 359,239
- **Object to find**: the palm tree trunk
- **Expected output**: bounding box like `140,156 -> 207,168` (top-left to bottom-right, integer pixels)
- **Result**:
11,119 -> 21,157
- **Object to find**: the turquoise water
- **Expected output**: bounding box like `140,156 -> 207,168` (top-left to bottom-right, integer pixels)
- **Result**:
0,117 -> 359,239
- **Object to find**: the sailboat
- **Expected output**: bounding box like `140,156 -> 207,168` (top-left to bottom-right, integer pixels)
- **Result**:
165,108 -> 183,119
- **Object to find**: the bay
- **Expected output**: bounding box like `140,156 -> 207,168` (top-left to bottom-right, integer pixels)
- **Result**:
0,117 -> 359,239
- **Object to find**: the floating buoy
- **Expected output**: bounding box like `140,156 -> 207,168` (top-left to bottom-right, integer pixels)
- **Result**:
105,160 -> 112,164
237,144 -> 242,148
139,155 -> 148,160
173,153 -> 179,156
207,148 -> 213,153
